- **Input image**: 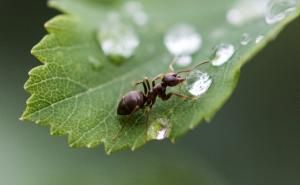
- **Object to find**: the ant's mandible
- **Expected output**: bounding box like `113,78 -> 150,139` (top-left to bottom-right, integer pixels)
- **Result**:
117,59 -> 209,115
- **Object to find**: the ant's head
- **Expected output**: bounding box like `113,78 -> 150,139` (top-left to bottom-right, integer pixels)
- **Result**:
162,72 -> 185,87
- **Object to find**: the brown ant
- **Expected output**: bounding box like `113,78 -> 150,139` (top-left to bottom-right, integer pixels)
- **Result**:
117,59 -> 209,116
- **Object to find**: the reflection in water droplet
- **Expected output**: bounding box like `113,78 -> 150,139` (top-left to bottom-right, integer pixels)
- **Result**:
240,33 -> 252,45
123,1 -> 149,26
147,118 -> 170,140
88,56 -> 103,70
186,70 -> 213,97
255,35 -> 265,43
226,0 -> 269,26
98,13 -> 140,61
265,0 -> 297,24
175,55 -> 192,67
211,43 -> 235,66
164,24 -> 202,56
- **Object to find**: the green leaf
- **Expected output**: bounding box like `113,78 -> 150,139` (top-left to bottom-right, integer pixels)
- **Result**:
22,0 -> 300,154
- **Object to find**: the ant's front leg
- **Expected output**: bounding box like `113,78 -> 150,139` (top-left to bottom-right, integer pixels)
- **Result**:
168,57 -> 177,72
161,92 -> 196,101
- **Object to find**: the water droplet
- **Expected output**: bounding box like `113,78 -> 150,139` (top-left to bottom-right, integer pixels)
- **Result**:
123,1 -> 149,26
226,0 -> 269,26
255,35 -> 265,43
147,118 -> 170,140
175,55 -> 192,67
88,56 -> 103,70
211,43 -> 235,66
240,33 -> 252,45
98,13 -> 140,61
186,70 -> 213,97
164,24 -> 202,56
265,0 -> 297,24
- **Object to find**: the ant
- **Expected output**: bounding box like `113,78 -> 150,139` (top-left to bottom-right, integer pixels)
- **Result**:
117,59 -> 209,116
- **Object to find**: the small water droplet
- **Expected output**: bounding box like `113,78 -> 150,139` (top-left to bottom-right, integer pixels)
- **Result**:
164,24 -> 202,56
265,0 -> 297,24
240,33 -> 252,45
147,118 -> 170,140
186,70 -> 213,97
226,0 -> 269,26
123,1 -> 149,26
88,56 -> 103,70
98,13 -> 140,62
255,35 -> 265,43
175,55 -> 192,67
211,43 -> 235,66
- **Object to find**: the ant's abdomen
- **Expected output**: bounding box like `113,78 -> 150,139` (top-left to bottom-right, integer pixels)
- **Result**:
117,91 -> 145,115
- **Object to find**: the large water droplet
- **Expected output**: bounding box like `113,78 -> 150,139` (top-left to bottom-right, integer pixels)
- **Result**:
265,0 -> 297,24
240,33 -> 252,46
211,43 -> 235,66
186,70 -> 213,97
98,13 -> 140,61
255,35 -> 265,43
147,118 -> 170,140
175,55 -> 192,67
226,0 -> 269,26
123,1 -> 149,26
164,24 -> 202,56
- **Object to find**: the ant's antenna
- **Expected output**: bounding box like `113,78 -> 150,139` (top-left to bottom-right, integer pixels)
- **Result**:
177,60 -> 209,74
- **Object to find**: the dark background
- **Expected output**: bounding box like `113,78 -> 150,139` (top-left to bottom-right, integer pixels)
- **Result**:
0,1 -> 299,185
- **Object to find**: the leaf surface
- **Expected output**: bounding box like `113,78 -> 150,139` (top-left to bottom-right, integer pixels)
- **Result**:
22,0 -> 300,153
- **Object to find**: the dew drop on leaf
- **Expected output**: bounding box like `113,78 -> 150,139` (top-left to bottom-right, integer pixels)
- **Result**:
265,0 -> 297,24
186,70 -> 213,97
211,43 -> 235,66
240,33 -> 252,46
226,0 -> 269,26
175,55 -> 193,67
255,35 -> 265,43
123,1 -> 149,26
147,118 -> 170,140
164,24 -> 202,56
97,13 -> 140,62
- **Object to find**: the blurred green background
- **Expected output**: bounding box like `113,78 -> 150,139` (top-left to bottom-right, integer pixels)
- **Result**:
0,1 -> 299,185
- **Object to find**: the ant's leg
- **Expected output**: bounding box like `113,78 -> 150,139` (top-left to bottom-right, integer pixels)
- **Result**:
169,57 -> 177,72
152,80 -> 156,88
161,92 -> 195,101
144,77 -> 151,92
133,80 -> 144,87
150,97 -> 156,108
142,82 -> 148,95
171,93 -> 196,100
134,80 -> 148,95
152,73 -> 164,81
